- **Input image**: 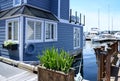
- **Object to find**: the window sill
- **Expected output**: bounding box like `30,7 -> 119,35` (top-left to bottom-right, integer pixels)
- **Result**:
26,40 -> 43,43
45,39 -> 57,42
74,46 -> 80,49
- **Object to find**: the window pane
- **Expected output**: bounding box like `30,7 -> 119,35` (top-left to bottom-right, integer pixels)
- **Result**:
13,21 -> 18,40
35,22 -> 42,40
8,22 -> 12,40
27,20 -> 34,40
46,24 -> 51,39
74,28 -> 80,48
51,24 -> 54,39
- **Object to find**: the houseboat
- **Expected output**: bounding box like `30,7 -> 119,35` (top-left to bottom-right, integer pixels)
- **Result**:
0,0 -> 85,76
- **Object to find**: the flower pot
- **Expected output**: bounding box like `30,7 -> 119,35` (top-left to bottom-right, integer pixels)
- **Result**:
2,44 -> 18,50
8,50 -> 19,60
38,66 -> 74,81
2,44 -> 10,49
10,44 -> 18,50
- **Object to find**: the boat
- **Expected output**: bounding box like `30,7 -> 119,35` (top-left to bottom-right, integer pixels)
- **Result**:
91,33 -> 117,43
85,28 -> 99,40
114,32 -> 120,40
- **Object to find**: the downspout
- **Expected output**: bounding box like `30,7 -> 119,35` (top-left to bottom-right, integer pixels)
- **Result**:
19,16 -> 24,61
58,0 -> 61,18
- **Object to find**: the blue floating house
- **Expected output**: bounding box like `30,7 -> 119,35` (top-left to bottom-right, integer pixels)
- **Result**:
0,0 -> 84,61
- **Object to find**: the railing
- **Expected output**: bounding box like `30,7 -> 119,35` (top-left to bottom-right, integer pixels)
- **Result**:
69,9 -> 85,26
94,41 -> 118,81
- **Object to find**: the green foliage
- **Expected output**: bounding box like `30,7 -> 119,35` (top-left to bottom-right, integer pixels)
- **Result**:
4,40 -> 16,46
38,47 -> 73,73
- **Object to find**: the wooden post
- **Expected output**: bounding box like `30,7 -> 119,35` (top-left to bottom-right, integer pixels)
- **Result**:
105,48 -> 111,81
69,9 -> 72,23
94,47 -> 102,81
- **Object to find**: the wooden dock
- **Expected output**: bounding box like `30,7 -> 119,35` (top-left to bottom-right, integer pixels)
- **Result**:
0,58 -> 38,81
0,71 -> 37,81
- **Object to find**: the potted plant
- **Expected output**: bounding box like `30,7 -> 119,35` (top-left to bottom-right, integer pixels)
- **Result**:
37,47 -> 74,81
2,40 -> 18,50
2,40 -> 19,60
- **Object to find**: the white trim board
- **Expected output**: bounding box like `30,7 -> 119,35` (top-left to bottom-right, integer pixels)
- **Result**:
59,19 -> 81,26
19,16 -> 24,61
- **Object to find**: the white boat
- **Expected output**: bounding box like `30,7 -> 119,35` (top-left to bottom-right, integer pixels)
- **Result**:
91,33 -> 116,42
114,32 -> 120,40
85,28 -> 99,40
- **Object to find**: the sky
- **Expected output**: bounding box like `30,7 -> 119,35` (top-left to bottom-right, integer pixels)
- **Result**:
70,0 -> 120,32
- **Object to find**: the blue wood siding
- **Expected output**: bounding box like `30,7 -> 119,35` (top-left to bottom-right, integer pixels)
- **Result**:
0,17 -> 20,58
0,0 -> 13,10
50,0 -> 58,17
27,0 -> 51,11
0,0 -> 25,11
60,0 -> 69,20
0,19 -> 9,57
23,17 -> 83,61
0,20 -> 5,45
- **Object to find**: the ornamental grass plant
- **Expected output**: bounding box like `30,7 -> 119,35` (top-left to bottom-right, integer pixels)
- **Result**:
38,47 -> 73,73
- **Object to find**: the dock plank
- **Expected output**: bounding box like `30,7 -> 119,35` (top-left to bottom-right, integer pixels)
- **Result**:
0,62 -> 37,81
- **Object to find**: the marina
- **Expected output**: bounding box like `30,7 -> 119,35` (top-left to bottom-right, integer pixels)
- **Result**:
0,0 -> 120,81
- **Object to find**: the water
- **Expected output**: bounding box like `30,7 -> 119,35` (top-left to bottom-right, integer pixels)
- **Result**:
83,41 -> 105,81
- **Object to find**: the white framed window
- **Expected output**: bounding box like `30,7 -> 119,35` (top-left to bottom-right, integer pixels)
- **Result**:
26,18 -> 43,43
13,0 -> 21,6
45,21 -> 57,42
74,27 -> 80,49
6,18 -> 19,42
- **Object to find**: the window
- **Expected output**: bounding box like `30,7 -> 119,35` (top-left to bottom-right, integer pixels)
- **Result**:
6,19 -> 19,41
74,27 -> 80,49
13,0 -> 21,6
26,18 -> 43,42
45,22 -> 57,42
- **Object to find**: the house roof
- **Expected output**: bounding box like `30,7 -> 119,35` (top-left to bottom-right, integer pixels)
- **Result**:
0,5 -> 58,21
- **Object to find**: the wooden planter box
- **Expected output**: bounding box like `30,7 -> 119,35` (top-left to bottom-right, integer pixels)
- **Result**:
2,44 -> 18,50
38,66 -> 74,81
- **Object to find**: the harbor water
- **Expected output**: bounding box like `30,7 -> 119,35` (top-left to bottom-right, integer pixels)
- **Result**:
83,41 -> 108,81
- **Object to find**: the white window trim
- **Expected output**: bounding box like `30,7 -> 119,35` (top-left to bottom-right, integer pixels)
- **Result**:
45,21 -> 57,42
26,18 -> 44,43
73,27 -> 80,49
13,0 -> 22,6
6,18 -> 19,43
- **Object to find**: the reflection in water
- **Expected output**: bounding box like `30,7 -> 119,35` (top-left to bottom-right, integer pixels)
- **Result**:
83,41 -> 102,81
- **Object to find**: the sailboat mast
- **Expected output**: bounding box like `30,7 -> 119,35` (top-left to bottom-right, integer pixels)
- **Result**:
108,4 -> 110,33
98,9 -> 100,30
